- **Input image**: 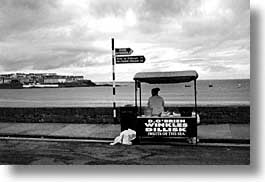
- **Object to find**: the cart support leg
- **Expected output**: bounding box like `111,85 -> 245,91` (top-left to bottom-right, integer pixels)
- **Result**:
194,80 -> 198,144
139,82 -> 142,115
135,81 -> 137,109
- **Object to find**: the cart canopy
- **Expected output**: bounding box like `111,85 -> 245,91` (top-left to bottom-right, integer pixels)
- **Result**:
134,70 -> 198,84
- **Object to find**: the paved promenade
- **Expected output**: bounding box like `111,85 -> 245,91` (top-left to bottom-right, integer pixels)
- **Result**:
0,122 -> 250,164
0,122 -> 249,143
0,139 -> 250,164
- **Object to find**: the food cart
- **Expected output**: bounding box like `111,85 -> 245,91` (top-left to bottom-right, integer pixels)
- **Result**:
133,70 -> 199,144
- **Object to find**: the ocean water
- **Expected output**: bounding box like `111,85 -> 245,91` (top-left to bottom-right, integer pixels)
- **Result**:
0,79 -> 249,107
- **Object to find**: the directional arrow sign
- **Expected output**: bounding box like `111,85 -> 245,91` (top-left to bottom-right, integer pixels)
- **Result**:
115,48 -> 133,55
116,56 -> 145,64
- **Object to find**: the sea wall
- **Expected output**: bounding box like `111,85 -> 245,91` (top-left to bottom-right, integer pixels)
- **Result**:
0,106 -> 250,124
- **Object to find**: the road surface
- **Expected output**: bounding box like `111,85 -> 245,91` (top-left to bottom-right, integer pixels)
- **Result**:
0,139 -> 250,165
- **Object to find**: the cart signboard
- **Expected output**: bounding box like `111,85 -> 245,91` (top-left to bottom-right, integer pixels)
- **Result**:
137,117 -> 197,137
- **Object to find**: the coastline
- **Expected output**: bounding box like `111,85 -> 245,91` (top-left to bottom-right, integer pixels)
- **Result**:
0,83 -> 122,89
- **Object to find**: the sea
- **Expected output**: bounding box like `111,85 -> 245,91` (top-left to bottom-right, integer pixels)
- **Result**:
0,79 -> 249,107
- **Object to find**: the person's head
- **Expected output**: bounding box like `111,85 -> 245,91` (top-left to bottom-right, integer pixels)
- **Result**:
151,88 -> 160,96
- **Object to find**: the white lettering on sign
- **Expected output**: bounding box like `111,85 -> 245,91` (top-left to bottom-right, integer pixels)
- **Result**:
147,132 -> 186,136
144,122 -> 186,128
144,118 -> 189,136
144,127 -> 186,132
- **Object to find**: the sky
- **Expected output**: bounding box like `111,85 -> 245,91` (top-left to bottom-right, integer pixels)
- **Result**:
0,0 -> 250,81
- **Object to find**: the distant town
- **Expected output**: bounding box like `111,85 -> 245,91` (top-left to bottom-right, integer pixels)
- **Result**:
0,73 -> 97,89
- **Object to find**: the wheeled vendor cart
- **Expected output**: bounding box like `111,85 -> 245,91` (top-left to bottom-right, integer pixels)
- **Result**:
133,70 -> 199,144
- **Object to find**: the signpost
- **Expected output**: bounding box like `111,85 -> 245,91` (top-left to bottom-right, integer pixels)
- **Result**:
115,48 -> 133,55
116,56 -> 145,64
111,38 -> 116,123
111,38 -> 145,122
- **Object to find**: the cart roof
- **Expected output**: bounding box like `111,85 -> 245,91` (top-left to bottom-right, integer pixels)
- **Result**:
134,70 -> 198,84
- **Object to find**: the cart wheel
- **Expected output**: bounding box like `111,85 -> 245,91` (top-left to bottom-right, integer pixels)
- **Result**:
192,137 -> 199,144
187,137 -> 199,144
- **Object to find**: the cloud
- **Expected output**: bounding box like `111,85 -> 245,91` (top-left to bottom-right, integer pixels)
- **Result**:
89,0 -> 134,17
0,0 -> 72,38
0,0 -> 250,80
0,41 -> 109,71
139,0 -> 200,20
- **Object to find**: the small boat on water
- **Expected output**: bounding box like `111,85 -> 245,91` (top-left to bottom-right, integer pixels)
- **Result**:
237,83 -> 242,88
185,84 -> 191,87
23,83 -> 59,88
208,83 -> 213,87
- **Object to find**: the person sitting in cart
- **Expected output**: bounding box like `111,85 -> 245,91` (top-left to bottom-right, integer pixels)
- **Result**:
147,87 -> 165,116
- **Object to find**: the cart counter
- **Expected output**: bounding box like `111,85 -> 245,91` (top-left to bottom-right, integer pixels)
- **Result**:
136,116 -> 197,137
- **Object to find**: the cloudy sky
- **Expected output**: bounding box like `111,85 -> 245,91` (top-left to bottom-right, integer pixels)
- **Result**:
0,0 -> 249,81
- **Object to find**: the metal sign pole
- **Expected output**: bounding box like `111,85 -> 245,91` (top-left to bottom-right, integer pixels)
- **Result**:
112,42 -> 144,122
112,38 -> 117,122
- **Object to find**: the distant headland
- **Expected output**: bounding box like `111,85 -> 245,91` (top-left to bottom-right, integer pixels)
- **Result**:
0,73 -> 102,89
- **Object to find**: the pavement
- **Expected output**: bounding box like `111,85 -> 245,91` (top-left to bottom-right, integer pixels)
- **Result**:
0,122 -> 250,144
0,139 -> 250,164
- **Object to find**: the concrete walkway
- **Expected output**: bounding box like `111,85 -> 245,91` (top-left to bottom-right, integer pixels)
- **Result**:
0,122 -> 249,142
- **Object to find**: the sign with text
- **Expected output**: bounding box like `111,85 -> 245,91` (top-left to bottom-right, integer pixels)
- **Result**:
115,48 -> 133,55
137,117 -> 197,137
116,56 -> 145,64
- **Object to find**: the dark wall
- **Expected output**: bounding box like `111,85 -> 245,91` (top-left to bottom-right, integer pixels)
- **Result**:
0,106 -> 250,124
166,106 -> 250,124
